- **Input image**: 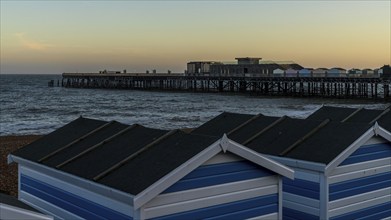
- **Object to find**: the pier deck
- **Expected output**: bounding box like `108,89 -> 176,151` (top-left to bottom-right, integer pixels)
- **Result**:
62,73 -> 390,100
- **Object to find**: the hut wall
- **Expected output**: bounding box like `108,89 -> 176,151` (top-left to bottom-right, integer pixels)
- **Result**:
18,165 -> 133,220
282,169 -> 322,220
327,137 -> 391,220
142,153 -> 281,220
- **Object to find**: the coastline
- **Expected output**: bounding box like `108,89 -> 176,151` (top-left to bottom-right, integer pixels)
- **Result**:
0,135 -> 42,197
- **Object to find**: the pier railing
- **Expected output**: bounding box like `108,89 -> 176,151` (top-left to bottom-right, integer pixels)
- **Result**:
61,73 -> 390,100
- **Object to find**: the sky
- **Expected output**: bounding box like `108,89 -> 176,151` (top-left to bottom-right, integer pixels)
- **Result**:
1,1 -> 390,74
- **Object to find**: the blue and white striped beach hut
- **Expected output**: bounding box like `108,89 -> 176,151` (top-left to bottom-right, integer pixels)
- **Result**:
191,108 -> 391,220
8,117 -> 294,220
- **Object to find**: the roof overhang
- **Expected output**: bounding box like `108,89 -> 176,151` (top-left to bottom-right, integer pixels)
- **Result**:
133,134 -> 294,209
324,123 -> 391,176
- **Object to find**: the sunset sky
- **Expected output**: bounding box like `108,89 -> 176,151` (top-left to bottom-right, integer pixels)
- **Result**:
1,1 -> 390,74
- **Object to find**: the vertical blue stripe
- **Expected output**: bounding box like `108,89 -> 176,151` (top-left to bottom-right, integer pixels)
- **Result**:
21,175 -> 132,220
152,194 -> 278,220
164,161 -> 275,193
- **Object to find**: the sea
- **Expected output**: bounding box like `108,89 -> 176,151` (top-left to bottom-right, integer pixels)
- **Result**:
0,74 -> 389,136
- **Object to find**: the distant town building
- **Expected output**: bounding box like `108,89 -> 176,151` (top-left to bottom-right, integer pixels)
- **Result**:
380,65 -> 391,78
186,61 -> 222,76
187,57 -> 303,77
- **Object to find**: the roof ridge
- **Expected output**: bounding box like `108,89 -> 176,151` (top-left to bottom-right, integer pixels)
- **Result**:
227,114 -> 262,136
279,119 -> 330,156
242,115 -> 288,145
56,124 -> 139,168
38,120 -> 116,163
341,107 -> 363,123
92,129 -> 179,181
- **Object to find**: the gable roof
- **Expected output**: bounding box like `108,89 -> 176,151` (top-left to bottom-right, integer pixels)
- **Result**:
192,108 -> 389,165
307,106 -> 390,124
9,116 -> 293,201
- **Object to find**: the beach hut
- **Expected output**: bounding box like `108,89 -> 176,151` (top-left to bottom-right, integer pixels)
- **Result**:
8,117 -> 294,220
285,69 -> 298,77
327,68 -> 346,78
298,68 -> 313,77
312,68 -> 328,77
273,68 -> 285,77
191,110 -> 391,220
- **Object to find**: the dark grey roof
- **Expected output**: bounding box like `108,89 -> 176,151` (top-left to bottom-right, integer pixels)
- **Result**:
245,118 -> 325,156
306,106 -> 356,121
378,111 -> 391,131
306,106 -> 387,124
192,110 -> 382,164
60,125 -> 168,180
12,117 -> 107,161
0,193 -> 42,213
191,112 -> 255,137
285,122 -> 371,164
11,118 -> 218,195
99,131 -> 218,195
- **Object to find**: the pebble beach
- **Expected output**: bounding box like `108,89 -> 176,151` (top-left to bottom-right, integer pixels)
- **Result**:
0,135 -> 42,197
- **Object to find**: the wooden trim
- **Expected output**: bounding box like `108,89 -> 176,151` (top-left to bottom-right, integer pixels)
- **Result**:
265,155 -> 326,172
145,176 -> 278,209
329,157 -> 391,177
329,187 -> 391,210
328,194 -> 390,217
328,164 -> 391,184
143,185 -> 278,219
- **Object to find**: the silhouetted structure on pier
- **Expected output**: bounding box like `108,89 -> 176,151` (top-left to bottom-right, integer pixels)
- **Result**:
62,73 -> 390,100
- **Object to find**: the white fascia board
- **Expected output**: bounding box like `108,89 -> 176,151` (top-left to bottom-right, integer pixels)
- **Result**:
375,124 -> 391,141
9,156 -> 134,205
266,155 -> 326,172
325,127 -> 376,176
133,140 -> 222,209
226,138 -> 295,180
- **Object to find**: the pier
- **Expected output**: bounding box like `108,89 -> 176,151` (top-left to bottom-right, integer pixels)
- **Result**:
62,73 -> 390,100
